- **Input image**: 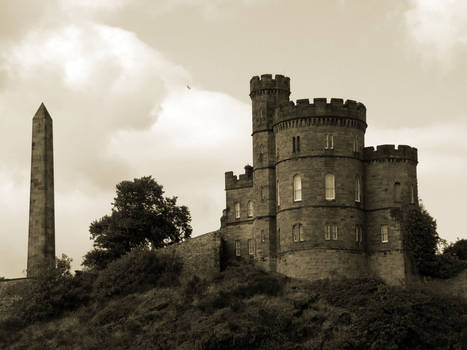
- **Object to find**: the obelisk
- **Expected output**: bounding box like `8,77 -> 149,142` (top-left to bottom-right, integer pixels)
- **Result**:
27,103 -> 55,278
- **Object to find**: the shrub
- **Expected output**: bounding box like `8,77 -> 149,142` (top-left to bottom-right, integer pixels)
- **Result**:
93,247 -> 182,299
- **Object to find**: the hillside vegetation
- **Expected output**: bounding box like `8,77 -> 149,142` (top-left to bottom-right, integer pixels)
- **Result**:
1,250 -> 466,350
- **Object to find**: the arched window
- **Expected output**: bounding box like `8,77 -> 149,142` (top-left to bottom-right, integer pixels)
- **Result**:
234,202 -> 240,219
355,176 -> 361,203
247,201 -> 254,218
293,175 -> 302,202
325,174 -> 335,200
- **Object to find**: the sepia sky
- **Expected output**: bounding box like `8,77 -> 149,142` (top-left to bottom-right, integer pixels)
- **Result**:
1,0 -> 466,277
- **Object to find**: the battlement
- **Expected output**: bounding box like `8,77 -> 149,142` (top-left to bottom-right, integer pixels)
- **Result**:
363,145 -> 418,163
274,98 -> 366,124
250,74 -> 290,97
225,165 -> 253,190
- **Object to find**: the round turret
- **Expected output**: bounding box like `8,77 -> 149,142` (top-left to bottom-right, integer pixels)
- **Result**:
274,97 -> 367,280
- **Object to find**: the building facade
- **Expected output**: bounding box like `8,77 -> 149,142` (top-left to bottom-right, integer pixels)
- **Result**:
220,74 -> 418,285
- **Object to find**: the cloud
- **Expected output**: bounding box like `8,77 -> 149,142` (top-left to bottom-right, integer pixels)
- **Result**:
404,0 -> 467,64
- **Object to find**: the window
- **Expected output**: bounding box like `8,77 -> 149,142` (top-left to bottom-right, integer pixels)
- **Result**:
277,181 -> 280,207
325,225 -> 338,240
325,134 -> 334,149
235,240 -> 241,256
292,137 -> 296,153
261,229 -> 265,242
355,225 -> 363,242
410,185 -> 415,204
297,136 -> 300,152
293,224 -> 304,242
248,239 -> 255,255
355,176 -> 361,203
293,224 -> 299,242
325,174 -> 335,200
234,202 -> 240,219
293,175 -> 302,202
332,225 -> 338,240
247,201 -> 254,218
381,225 -> 389,243
394,182 -> 401,202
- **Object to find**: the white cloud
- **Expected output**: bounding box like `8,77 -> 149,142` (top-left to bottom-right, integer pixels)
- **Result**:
405,0 -> 467,63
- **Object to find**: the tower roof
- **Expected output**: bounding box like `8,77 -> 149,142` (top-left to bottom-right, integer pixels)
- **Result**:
33,103 -> 52,120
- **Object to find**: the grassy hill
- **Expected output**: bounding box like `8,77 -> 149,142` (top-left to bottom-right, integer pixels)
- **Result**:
1,259 -> 466,350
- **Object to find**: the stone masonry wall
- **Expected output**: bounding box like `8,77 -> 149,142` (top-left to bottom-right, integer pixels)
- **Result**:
159,231 -> 221,283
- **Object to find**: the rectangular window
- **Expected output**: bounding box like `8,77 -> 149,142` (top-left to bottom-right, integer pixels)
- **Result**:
410,185 -> 415,204
235,240 -> 241,256
248,239 -> 255,255
292,137 -> 296,153
325,174 -> 335,200
325,134 -> 334,149
277,181 -> 280,207
297,136 -> 301,152
355,225 -> 363,242
325,225 -> 331,240
261,229 -> 265,242
332,225 -> 338,240
381,225 -> 389,243
353,135 -> 358,152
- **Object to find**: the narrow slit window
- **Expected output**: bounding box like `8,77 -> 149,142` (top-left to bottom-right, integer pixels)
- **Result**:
325,174 -> 335,200
235,202 -> 240,219
277,181 -> 280,207
381,225 -> 389,243
292,137 -> 296,153
410,185 -> 415,204
261,229 -> 265,242
355,225 -> 363,242
326,134 -> 334,149
332,225 -> 338,240
325,225 -> 331,240
353,135 -> 358,152
235,240 -> 241,256
297,136 -> 301,152
293,175 -> 302,202
355,176 -> 361,203
247,201 -> 254,218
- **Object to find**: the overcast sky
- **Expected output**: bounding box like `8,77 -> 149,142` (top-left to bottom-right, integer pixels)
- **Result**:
1,0 -> 466,277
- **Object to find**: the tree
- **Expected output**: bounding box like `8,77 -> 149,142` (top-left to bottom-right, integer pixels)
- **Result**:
443,239 -> 467,260
82,176 -> 192,270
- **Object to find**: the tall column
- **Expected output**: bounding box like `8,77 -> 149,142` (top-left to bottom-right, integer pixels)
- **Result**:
27,103 -> 55,278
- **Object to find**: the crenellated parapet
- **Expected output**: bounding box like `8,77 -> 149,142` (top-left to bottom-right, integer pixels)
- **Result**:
363,145 -> 418,163
225,165 -> 253,190
250,74 -> 291,98
273,98 -> 366,128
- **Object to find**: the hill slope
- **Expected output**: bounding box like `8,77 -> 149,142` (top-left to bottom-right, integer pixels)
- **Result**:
1,264 -> 466,350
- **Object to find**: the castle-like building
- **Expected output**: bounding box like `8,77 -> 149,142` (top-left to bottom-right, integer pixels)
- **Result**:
219,74 -> 419,285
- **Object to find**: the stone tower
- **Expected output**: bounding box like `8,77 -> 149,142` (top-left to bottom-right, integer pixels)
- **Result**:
27,103 -> 55,278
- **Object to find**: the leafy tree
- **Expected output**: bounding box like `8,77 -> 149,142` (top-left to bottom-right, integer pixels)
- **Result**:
403,206 -> 439,276
404,206 -> 466,278
443,239 -> 467,260
83,176 -> 192,270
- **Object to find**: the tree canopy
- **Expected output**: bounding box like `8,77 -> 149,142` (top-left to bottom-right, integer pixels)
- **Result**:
83,176 -> 192,270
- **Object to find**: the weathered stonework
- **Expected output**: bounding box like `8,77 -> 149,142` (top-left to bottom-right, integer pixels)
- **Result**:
27,103 -> 55,278
218,74 -> 420,286
159,231 -> 221,283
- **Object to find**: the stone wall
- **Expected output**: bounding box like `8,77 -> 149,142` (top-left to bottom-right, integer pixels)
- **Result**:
277,249 -> 368,281
159,231 -> 221,283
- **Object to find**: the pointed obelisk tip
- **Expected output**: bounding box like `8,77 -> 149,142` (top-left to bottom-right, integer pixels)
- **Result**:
34,102 -> 52,119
